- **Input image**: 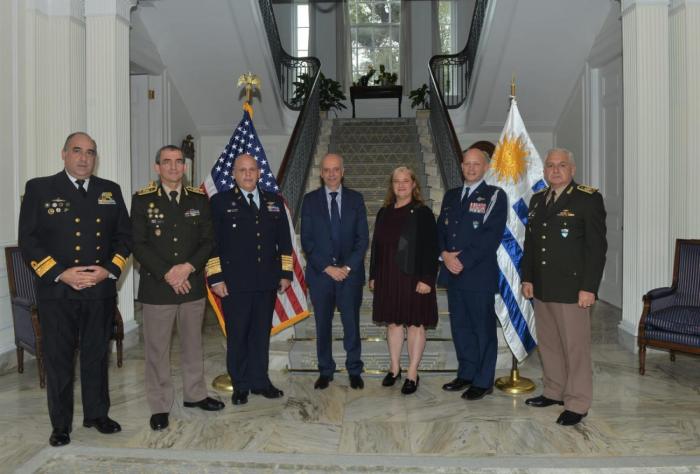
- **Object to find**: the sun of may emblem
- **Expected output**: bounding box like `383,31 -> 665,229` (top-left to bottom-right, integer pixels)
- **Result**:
491,135 -> 528,183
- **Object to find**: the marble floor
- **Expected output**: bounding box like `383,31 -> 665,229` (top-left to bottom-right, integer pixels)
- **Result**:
1,302 -> 699,472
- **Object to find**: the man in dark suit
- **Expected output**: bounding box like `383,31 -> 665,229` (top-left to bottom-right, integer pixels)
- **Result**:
300,153 -> 369,390
437,147 -> 508,400
521,148 -> 607,426
18,132 -> 131,447
131,145 -> 224,432
207,154 -> 292,405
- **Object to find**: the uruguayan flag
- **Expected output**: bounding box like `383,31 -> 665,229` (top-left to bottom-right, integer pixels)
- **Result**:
485,97 -> 546,362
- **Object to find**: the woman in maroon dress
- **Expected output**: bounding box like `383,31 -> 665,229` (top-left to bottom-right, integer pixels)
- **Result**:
369,167 -> 438,394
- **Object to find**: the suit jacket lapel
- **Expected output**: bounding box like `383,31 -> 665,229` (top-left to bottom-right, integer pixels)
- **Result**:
318,187 -> 332,230
546,182 -> 575,218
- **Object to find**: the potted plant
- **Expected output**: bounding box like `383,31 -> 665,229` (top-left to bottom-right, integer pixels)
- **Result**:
374,64 -> 397,86
408,84 -> 429,109
292,72 -> 347,118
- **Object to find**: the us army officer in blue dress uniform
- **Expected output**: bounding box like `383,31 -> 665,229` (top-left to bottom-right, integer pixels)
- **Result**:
437,147 -> 507,400
207,154 -> 293,406
18,132 -> 131,447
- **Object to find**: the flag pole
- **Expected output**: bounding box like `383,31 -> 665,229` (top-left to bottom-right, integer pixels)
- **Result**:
494,75 -> 536,395
211,72 -> 263,393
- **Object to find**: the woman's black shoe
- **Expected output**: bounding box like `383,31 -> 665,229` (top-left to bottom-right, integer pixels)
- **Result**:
382,368 -> 402,387
401,375 -> 419,395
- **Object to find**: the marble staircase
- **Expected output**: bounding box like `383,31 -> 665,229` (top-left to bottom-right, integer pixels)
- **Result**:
287,117 -> 512,374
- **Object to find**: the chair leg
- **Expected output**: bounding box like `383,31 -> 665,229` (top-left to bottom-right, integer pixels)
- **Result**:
670,350 -> 676,362
639,344 -> 646,375
16,347 -> 24,374
117,339 -> 123,368
37,354 -> 46,388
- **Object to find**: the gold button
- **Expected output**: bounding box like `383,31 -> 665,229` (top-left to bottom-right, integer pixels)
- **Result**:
96,232 -> 101,237
173,237 -> 178,242
542,260 -> 547,265
75,245 -> 81,251
257,232 -> 260,237
174,252 -> 179,256
257,257 -> 261,262
541,235 -> 546,239
257,244 -> 261,250
75,231 -> 81,237
95,259 -> 100,263
543,223 -> 547,227
75,217 -> 80,223
74,259 -> 79,263
96,218 -> 101,223
541,248 -> 546,252
96,246 -> 101,250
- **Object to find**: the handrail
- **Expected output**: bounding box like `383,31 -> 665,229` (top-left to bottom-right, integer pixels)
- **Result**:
427,0 -> 489,189
258,0 -> 322,223
429,0 -> 489,109
258,0 -> 320,110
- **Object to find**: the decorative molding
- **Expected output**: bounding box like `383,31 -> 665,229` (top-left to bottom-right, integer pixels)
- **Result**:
25,0 -> 84,19
621,0 -> 669,15
85,0 -> 136,22
670,0 -> 700,12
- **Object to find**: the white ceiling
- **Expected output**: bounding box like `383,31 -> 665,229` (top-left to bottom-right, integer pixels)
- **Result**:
131,0 -> 296,136
464,0 -> 615,132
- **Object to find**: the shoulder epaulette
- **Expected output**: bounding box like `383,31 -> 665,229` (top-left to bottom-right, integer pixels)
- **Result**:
577,184 -> 598,194
533,187 -> 548,195
186,185 -> 205,195
137,181 -> 158,195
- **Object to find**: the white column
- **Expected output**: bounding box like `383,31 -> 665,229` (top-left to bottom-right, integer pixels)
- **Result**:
24,0 -> 86,178
85,0 -> 136,328
670,0 -> 700,243
620,0 -> 670,338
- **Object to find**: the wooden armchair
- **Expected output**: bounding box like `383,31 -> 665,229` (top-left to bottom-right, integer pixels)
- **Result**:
638,239 -> 700,375
4,246 -> 124,388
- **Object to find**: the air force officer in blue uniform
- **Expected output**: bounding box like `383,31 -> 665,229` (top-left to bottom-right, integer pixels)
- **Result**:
300,153 -> 369,390
437,148 -> 507,400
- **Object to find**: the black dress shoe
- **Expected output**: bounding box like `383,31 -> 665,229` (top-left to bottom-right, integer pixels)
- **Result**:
314,375 -> 332,390
525,395 -> 564,408
442,377 -> 471,392
49,429 -> 70,447
461,385 -> 493,400
382,369 -> 401,387
349,374 -> 364,389
556,410 -> 587,426
184,396 -> 225,411
232,389 -> 249,405
252,385 -> 284,399
149,413 -> 169,431
83,416 -> 122,434
401,375 -> 419,395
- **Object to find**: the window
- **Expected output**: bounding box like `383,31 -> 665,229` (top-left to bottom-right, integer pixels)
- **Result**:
294,2 -> 310,57
349,0 -> 401,83
438,1 -> 456,54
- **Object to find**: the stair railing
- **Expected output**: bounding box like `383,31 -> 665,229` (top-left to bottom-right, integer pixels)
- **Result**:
258,0 -> 321,223
427,0 -> 489,189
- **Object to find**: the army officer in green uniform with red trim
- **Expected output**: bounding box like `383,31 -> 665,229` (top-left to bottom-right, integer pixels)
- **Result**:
521,148 -> 607,427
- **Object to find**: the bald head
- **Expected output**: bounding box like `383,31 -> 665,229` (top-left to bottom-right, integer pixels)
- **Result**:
234,153 -> 260,192
320,153 -> 344,191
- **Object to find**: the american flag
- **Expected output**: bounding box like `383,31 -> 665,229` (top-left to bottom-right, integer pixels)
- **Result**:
203,103 -> 310,335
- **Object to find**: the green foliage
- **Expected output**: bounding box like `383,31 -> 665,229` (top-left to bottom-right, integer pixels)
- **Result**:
373,64 -> 397,86
292,73 -> 347,114
408,84 -> 429,109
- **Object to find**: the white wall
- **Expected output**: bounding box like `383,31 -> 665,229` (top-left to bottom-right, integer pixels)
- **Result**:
168,77 -> 197,150
554,75 -> 586,182
0,0 -> 23,367
456,132 -> 554,162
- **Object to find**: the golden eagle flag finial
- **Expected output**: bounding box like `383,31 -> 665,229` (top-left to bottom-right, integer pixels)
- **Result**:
238,72 -> 261,107
511,74 -> 516,98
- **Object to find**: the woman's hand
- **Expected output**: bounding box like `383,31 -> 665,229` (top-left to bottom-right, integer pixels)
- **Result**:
368,279 -> 374,291
415,281 -> 431,294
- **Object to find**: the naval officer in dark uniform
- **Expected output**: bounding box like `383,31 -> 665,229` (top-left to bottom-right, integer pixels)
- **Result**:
521,148 -> 607,426
131,145 -> 224,432
437,147 -> 508,400
18,132 -> 131,447
207,153 -> 293,405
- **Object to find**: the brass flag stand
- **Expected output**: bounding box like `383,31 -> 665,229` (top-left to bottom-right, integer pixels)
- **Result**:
210,73 -> 262,393
494,76 -> 536,396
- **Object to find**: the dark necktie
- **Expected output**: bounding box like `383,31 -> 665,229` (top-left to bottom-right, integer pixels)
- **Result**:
76,179 -> 87,197
460,187 -> 470,207
330,191 -> 341,262
547,190 -> 557,209
169,190 -> 179,208
248,192 -> 259,213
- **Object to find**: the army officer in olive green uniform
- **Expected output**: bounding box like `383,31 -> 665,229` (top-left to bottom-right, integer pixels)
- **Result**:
132,145 -> 224,432
521,148 -> 607,427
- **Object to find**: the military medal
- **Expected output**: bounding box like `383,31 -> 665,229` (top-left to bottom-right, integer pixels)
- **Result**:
444,218 -> 448,225
473,221 -> 479,229
155,228 -> 161,236
561,228 -> 569,238
48,208 -> 55,215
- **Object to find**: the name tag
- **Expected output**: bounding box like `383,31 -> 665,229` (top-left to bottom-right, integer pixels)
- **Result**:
184,208 -> 200,217
557,210 -> 575,217
469,202 -> 486,214
267,204 -> 280,213
98,192 -> 116,205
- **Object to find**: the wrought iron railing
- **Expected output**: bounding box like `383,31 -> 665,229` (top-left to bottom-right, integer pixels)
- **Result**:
429,0 -> 489,109
258,0 -> 321,223
258,0 -> 320,110
428,0 -> 489,189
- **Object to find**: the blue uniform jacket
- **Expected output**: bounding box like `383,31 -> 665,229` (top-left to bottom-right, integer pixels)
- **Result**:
300,186 -> 369,288
436,181 -> 508,292
208,185 -> 293,292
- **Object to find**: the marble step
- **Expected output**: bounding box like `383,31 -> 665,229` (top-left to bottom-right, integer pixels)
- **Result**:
292,311 -> 453,340
329,142 -> 421,155
287,331 -> 513,373
331,130 -> 418,144
342,174 -> 406,189
341,162 -> 426,176
333,118 -> 415,127
337,153 -> 424,164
